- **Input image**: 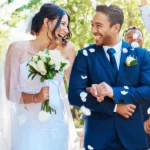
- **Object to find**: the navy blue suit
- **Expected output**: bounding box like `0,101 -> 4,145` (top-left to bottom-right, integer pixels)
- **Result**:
69,40 -> 150,150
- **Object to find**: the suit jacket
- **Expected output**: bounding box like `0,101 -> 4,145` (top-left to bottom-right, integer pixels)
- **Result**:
68,40 -> 150,149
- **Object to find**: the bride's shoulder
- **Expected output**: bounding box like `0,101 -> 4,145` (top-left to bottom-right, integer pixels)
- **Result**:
8,41 -> 29,54
63,41 -> 76,55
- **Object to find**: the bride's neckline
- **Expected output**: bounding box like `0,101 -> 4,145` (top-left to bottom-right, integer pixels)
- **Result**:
27,40 -> 58,54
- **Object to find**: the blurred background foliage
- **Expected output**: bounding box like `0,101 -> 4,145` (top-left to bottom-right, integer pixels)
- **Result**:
0,0 -> 150,127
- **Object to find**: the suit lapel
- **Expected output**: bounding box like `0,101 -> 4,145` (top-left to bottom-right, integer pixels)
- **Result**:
95,45 -> 115,85
116,40 -> 132,84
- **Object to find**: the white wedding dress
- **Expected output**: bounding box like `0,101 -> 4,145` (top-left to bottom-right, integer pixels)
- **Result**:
10,60 -> 77,150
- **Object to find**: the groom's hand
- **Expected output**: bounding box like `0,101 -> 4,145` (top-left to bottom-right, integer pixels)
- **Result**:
97,82 -> 114,99
144,119 -> 150,134
86,84 -> 105,102
116,104 -> 136,119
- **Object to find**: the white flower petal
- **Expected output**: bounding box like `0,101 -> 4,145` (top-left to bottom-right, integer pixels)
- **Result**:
89,48 -> 95,53
83,50 -> 88,56
38,111 -> 50,122
121,91 -> 128,95
131,42 -> 140,48
80,92 -> 88,99
88,145 -> 94,150
81,106 -> 91,116
105,2 -> 111,7
131,48 -> 135,51
147,108 -> 150,114
133,33 -> 139,39
18,115 -> 27,125
124,86 -> 129,90
122,48 -> 128,53
81,97 -> 87,102
73,6 -> 78,12
81,75 -> 87,79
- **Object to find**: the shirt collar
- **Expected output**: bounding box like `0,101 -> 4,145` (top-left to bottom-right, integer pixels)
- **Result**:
103,40 -> 122,54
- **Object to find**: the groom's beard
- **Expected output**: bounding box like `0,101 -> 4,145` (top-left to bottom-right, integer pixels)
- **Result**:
94,34 -> 112,46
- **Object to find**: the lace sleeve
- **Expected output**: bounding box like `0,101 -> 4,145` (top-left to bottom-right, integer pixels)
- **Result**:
5,42 -> 23,103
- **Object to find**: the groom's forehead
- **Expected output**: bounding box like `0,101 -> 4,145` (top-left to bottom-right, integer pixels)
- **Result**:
92,12 -> 110,24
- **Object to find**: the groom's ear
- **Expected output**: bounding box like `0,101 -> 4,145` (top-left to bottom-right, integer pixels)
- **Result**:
112,24 -> 121,33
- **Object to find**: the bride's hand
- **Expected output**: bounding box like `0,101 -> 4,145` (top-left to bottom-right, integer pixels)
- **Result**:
34,86 -> 49,103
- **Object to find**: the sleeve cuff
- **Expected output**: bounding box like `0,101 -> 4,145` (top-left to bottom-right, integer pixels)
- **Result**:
114,104 -> 117,112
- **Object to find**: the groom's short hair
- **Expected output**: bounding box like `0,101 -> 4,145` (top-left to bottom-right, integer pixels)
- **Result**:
96,5 -> 124,32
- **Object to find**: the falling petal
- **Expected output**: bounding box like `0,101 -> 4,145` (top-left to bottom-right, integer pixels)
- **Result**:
147,108 -> 150,114
83,50 -> 88,56
80,92 -> 88,98
131,42 -> 140,48
18,115 -> 27,125
89,48 -> 95,53
121,91 -> 128,95
81,106 -> 91,116
133,33 -> 139,39
124,86 -> 129,90
122,48 -> 128,53
81,75 -> 87,79
105,2 -> 111,7
88,145 -> 94,150
73,6 -> 78,12
81,97 -> 87,102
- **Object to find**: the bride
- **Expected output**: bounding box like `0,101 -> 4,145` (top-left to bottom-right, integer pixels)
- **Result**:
4,3 -> 79,150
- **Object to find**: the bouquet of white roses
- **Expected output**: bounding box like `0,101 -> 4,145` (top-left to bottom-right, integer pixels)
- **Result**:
27,49 -> 70,114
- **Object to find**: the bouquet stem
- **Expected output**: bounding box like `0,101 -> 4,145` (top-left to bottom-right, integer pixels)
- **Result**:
41,100 -> 56,114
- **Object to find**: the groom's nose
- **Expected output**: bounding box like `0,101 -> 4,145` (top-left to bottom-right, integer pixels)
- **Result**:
91,25 -> 98,34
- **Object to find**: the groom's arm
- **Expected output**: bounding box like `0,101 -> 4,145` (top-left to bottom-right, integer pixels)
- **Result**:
113,50 -> 150,105
68,50 -> 114,115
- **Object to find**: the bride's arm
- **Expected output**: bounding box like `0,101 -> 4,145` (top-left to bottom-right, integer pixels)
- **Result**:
22,87 -> 49,104
64,42 -> 76,83
5,42 -> 49,104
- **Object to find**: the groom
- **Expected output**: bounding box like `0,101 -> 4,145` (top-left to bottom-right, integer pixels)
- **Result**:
69,5 -> 150,150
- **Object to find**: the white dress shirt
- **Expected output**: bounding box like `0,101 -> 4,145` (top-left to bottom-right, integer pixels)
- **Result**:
103,40 -> 123,112
139,5 -> 150,34
103,40 -> 122,70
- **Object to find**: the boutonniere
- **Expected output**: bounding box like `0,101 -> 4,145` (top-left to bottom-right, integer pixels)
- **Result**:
125,56 -> 137,66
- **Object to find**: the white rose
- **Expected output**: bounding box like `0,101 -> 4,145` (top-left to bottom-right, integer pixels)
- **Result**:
38,111 -> 50,122
125,56 -> 136,66
55,61 -> 61,70
49,50 -> 61,59
32,55 -> 38,62
37,51 -> 43,56
61,59 -> 71,70
37,60 -> 47,75
40,53 -> 49,63
28,61 -> 38,71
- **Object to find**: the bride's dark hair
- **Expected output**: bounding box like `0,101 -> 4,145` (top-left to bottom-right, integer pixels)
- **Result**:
31,3 -> 71,46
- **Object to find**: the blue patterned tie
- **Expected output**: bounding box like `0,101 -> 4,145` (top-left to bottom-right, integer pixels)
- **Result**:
107,48 -> 118,73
